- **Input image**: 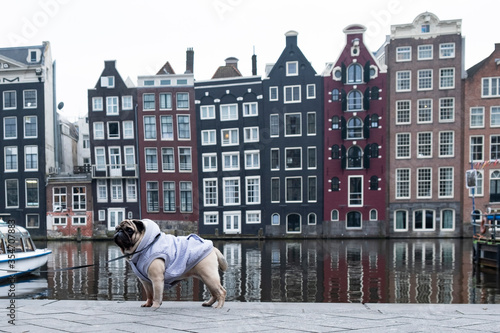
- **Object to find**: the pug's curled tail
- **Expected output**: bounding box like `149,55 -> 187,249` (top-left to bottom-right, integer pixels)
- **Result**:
214,247 -> 228,272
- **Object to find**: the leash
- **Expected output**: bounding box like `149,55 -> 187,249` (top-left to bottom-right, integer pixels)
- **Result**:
0,233 -> 161,275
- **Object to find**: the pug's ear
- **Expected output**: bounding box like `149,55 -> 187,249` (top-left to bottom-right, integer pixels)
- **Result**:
132,219 -> 145,233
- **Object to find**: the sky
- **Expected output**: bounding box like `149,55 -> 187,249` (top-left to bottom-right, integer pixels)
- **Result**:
1,0 -> 499,120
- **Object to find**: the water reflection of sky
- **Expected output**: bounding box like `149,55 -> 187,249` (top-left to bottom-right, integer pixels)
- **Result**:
1,239 -> 499,304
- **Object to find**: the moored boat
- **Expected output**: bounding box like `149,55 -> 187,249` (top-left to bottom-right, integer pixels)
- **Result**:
0,219 -> 52,280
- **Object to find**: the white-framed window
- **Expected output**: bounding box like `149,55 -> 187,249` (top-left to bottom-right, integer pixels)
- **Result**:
159,93 -> 172,110
244,127 -> 259,142
394,210 -> 408,231
244,150 -> 260,169
3,91 -> 16,109
201,129 -> 216,145
98,209 -> 106,221
92,97 -> 103,111
5,179 -> 19,208
4,117 -> 17,139
94,147 -> 106,171
127,180 -> 137,202
418,69 -> 433,90
100,76 -> 115,88
284,85 -> 301,103
414,209 -> 435,231
470,107 -> 485,128
110,179 -> 123,202
307,147 -> 317,169
269,86 -> 278,101
306,84 -> 316,99
160,115 -> 173,140
271,213 -> 280,225
223,211 -> 241,234
417,132 -> 432,158
441,209 -> 455,230
124,146 -> 135,170
221,128 -> 239,146
53,217 -> 67,225
145,147 -> 158,172
347,90 -> 363,111
223,177 -> 240,206
439,167 -> 454,198
176,92 -> 189,109
348,176 -> 363,207
24,116 -> 37,138
491,135 -> 500,160
107,121 -> 120,139
270,114 -> 280,137
347,63 -> 363,84
143,116 -> 157,140
308,176 -> 317,202
177,115 -> 191,140
285,113 -> 301,136
24,146 -> 38,171
201,105 -> 215,119
469,170 -> 484,197
146,181 -> 159,212
482,77 -> 500,97
203,178 -> 218,206
123,121 -> 134,139
5,147 -> 18,172
439,43 -> 455,58
418,44 -> 433,60
396,133 -> 411,159
285,147 -> 302,170
23,90 -> 37,108
307,112 -> 316,135
180,181 -> 193,212
122,96 -> 133,110
439,131 -> 454,157
204,212 -> 219,225
161,147 -> 175,172
202,153 -> 217,172
106,96 -> 119,115
97,179 -> 107,202
470,136 -> 484,162
143,93 -> 155,110
271,148 -> 280,170
285,176 -> 302,203
439,68 -> 455,89
246,211 -> 261,224
396,71 -> 411,92
271,178 -> 280,203
417,167 -> 432,198
490,106 -> 500,127
178,147 -> 192,171
286,61 -> 298,76
331,210 -> 339,221
163,181 -> 175,212
417,99 -> 432,123
396,168 -> 411,199
396,100 -> 411,124
245,176 -> 261,205
220,104 -> 238,121
73,216 -> 86,225
72,186 -> 86,210
369,209 -> 378,221
222,151 -> 239,171
439,98 -> 455,122
243,102 -> 258,117
396,46 -> 411,62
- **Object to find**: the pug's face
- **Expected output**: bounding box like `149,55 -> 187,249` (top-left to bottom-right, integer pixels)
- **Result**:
114,219 -> 146,255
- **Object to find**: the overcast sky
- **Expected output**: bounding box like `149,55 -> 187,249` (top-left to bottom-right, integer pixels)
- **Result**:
1,0 -> 498,119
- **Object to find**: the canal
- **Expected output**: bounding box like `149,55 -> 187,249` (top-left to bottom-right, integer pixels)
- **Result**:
1,238 -> 499,304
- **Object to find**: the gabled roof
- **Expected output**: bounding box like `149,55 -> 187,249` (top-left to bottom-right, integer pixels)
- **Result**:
156,61 -> 176,75
0,44 -> 45,66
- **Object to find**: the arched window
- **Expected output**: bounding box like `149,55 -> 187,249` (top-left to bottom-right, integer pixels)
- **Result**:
331,177 -> 340,191
331,89 -> 340,101
331,210 -> 339,221
347,146 -> 362,169
271,213 -> 280,225
370,209 -> 378,221
369,176 -> 379,190
346,211 -> 361,228
347,90 -> 363,111
347,63 -> 363,84
490,170 -> 500,202
331,144 -> 340,159
331,115 -> 340,129
371,114 -> 379,128
308,213 -> 317,225
287,213 -> 301,233
347,117 -> 363,139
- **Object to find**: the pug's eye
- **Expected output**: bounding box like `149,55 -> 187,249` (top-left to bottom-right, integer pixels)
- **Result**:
125,227 -> 133,234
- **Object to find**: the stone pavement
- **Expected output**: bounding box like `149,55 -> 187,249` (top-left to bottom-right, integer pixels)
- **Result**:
2,300 -> 500,333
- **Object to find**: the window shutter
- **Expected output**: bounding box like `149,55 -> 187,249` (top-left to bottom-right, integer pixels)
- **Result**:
364,61 -> 371,83
341,89 -> 347,111
363,115 -> 370,139
341,117 -> 347,140
363,88 -> 370,110
363,146 -> 370,169
341,145 -> 346,169
341,62 -> 346,84
100,77 -> 108,87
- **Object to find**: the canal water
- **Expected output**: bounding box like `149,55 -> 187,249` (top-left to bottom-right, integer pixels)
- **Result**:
1,238 -> 499,304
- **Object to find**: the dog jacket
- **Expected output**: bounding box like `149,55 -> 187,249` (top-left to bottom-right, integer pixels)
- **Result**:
128,219 -> 214,288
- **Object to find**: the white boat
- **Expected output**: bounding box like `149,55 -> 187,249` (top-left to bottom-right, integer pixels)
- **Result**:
0,219 -> 52,280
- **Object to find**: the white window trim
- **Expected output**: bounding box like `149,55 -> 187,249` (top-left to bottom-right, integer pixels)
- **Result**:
286,61 -> 298,76
200,105 -> 216,119
204,211 -> 219,225
245,176 -> 261,205
283,85 -> 301,104
396,71 -> 411,92
203,178 -> 218,207
306,84 -> 316,99
269,86 -> 278,101
439,67 -> 455,89
416,167 -> 432,199
246,210 -> 262,224
223,177 -> 240,206
202,153 -> 217,172
222,151 -> 240,171
394,210 -> 409,232
220,103 -> 238,121
396,46 -> 412,62
438,167 -> 454,199
244,150 -> 260,170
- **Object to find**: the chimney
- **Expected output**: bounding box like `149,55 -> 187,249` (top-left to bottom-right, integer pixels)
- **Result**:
225,57 -> 238,68
185,48 -> 194,74
285,30 -> 298,47
252,54 -> 257,76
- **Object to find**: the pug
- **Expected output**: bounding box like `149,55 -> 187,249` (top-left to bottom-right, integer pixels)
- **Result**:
114,219 -> 227,309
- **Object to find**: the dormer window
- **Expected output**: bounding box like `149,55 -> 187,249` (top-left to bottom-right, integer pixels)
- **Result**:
27,49 -> 41,63
286,61 -> 298,76
421,24 -> 430,33
100,76 -> 115,88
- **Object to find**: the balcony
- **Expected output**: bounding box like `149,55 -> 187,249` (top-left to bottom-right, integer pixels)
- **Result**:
91,164 -> 138,179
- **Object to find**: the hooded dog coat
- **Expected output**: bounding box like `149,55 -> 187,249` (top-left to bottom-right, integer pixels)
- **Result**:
128,219 -> 214,288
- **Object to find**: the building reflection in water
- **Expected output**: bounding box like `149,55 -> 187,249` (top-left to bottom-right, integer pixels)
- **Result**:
33,239 -> 499,304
